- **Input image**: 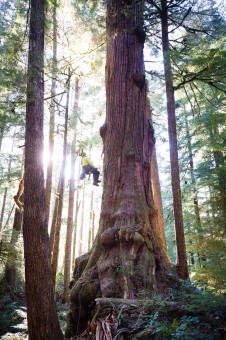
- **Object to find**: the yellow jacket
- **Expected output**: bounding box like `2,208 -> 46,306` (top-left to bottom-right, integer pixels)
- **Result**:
81,157 -> 94,167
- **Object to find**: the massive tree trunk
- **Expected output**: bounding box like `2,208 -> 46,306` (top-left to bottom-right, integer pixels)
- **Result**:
23,0 -> 63,338
160,0 -> 188,279
66,1 -> 175,337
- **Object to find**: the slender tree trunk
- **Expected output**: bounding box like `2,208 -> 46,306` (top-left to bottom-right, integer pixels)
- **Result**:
49,188 -> 59,253
151,146 -> 169,252
88,145 -> 94,251
0,204 -> 15,245
0,126 -> 3,151
71,182 -> 80,269
78,183 -> 85,256
91,209 -> 95,244
213,146 -> 226,231
185,112 -> 201,267
66,1 -> 175,336
189,240 -> 195,265
147,98 -> 168,254
51,72 -> 70,289
62,142 -> 76,303
88,189 -> 94,251
23,0 -> 63,338
185,113 -> 202,229
46,0 -> 57,226
62,80 -> 79,302
209,114 -> 226,232
160,0 -> 188,279
0,188 -> 8,232
4,208 -> 23,285
0,133 -> 16,230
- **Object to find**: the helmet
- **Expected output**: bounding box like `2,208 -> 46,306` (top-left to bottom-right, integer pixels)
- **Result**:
79,149 -> 85,157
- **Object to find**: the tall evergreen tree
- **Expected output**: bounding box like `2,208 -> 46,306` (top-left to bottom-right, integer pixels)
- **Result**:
66,0 -> 177,336
145,0 -> 224,279
51,71 -> 70,289
22,0 -> 63,338
46,0 -> 58,227
160,0 -> 188,278
62,78 -> 79,303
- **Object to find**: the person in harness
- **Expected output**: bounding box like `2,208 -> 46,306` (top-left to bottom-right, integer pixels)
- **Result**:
79,150 -> 101,186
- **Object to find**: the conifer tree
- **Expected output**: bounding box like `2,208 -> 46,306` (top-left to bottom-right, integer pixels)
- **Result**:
66,0 -> 176,336
46,0 -> 58,226
51,71 -> 70,289
22,0 -> 63,337
63,78 -> 79,303
160,0 -> 188,278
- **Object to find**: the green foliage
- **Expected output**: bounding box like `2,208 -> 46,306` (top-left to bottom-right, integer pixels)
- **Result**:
190,241 -> 226,292
183,291 -> 226,314
0,0 -> 27,213
173,36 -> 226,93
176,88 -> 226,290
146,0 -> 226,293
152,315 -> 214,339
55,272 -> 64,301
113,287 -> 226,339
137,288 -> 150,298
71,0 -> 106,42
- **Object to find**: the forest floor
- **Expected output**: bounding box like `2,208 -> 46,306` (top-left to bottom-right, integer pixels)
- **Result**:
0,282 -> 226,339
0,290 -> 27,339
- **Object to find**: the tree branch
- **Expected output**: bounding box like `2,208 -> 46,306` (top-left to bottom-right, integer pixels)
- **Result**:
174,67 -> 209,91
169,7 -> 192,33
146,0 -> 162,13
44,91 -> 66,101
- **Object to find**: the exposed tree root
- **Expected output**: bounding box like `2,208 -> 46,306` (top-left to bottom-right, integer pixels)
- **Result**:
66,296 -> 226,340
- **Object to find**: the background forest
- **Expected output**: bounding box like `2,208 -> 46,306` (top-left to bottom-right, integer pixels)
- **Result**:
0,0 -> 225,339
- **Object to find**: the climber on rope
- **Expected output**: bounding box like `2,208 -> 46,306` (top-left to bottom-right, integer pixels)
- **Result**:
79,150 -> 101,186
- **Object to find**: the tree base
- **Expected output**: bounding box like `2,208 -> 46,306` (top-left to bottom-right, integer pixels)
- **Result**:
65,255 -> 182,338
66,292 -> 226,340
